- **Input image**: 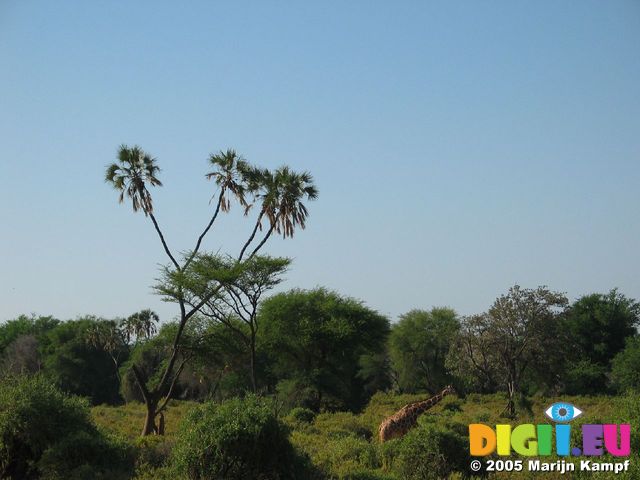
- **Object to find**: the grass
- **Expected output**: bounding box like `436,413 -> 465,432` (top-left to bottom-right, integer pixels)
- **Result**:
91,400 -> 197,439
90,393 -> 638,479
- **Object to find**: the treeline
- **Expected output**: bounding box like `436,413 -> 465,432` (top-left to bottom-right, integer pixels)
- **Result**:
1,285 -> 638,415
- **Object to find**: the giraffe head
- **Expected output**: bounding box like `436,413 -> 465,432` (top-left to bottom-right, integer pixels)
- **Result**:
443,384 -> 456,396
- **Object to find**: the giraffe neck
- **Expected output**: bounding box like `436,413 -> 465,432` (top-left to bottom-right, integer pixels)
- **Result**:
411,388 -> 450,415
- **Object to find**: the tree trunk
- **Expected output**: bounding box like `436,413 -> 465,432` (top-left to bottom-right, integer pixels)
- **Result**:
157,412 -> 165,435
141,401 -> 158,436
504,379 -> 517,418
249,331 -> 257,392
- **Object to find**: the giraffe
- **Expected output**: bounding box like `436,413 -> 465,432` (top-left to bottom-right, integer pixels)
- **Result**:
378,385 -> 455,442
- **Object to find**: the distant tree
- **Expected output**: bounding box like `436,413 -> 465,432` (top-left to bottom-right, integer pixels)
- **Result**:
562,290 -> 640,394
447,285 -> 567,417
105,145 -> 317,435
389,308 -> 459,393
1,335 -> 41,375
85,320 -> 128,384
259,288 -> 390,411
0,315 -> 59,354
611,336 -> 640,392
40,318 -> 123,405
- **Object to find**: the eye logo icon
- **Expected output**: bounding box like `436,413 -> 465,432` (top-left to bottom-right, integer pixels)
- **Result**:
544,402 -> 583,423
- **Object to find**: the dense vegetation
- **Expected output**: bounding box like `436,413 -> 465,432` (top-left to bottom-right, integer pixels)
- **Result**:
2,146 -> 638,478
1,284 -> 639,478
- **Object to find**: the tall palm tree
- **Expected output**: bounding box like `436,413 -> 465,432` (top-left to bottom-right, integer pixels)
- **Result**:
187,150 -> 260,267
105,145 -> 162,216
121,309 -> 159,344
205,149 -> 255,213
272,166 -> 318,238
106,145 -> 179,269
240,166 -> 317,259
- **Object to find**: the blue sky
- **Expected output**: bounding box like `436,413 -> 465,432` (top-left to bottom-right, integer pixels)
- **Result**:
1,1 -> 639,323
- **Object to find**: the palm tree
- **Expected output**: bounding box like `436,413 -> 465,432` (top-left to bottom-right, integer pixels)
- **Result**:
185,150 -> 260,267
121,309 -> 159,344
105,144 -> 317,436
271,166 -> 318,238
105,145 -> 179,269
105,145 -> 162,215
205,149 -> 254,212
85,320 -> 126,382
240,166 -> 317,259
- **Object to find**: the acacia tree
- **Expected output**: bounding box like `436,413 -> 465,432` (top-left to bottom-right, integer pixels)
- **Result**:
157,254 -> 290,392
105,145 -> 317,435
447,285 -> 567,417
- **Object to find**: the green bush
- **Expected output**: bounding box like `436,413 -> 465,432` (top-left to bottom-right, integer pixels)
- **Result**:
0,374 -> 131,480
564,360 -> 609,395
441,396 -> 463,412
313,434 -> 380,478
288,406 -> 316,424
612,336 -> 640,392
134,436 -> 174,470
171,394 -> 313,479
391,421 -> 470,480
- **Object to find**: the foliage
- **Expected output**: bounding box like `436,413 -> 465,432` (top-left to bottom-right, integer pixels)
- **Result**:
388,308 -> 459,393
611,336 -> 640,392
171,394 -> 311,480
260,288 -> 390,411
1,334 -> 41,375
387,419 -> 469,480
287,407 -> 317,424
82,393 -> 630,480
106,144 -> 317,436
0,315 -> 59,354
563,359 -> 609,395
0,375 -> 131,480
157,253 -> 291,392
0,315 -> 59,376
40,317 -> 124,404
562,290 -> 639,393
447,285 -> 568,416
92,400 -> 196,440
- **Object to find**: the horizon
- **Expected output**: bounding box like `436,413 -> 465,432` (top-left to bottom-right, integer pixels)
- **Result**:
1,1 -> 639,323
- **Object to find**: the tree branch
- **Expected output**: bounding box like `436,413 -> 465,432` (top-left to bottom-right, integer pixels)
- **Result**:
238,210 -> 264,261
148,212 -> 181,271
157,356 -> 189,414
185,188 -> 226,268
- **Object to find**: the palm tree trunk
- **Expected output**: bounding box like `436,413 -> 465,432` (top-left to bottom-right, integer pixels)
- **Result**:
148,212 -> 180,270
238,210 -> 264,260
249,222 -> 275,259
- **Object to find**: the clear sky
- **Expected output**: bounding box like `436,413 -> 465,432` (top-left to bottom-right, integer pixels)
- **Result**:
1,1 -> 639,324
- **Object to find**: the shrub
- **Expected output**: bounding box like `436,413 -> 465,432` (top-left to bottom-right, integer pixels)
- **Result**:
564,360 -> 609,395
288,406 -> 316,424
612,336 -> 640,392
171,394 -> 312,479
134,436 -> 174,470
313,435 -> 380,478
314,412 -> 372,439
441,396 -> 463,412
391,421 -> 470,480
0,375 -> 132,480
